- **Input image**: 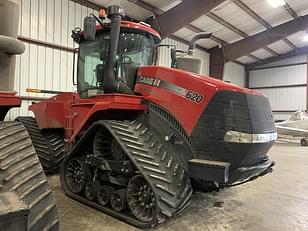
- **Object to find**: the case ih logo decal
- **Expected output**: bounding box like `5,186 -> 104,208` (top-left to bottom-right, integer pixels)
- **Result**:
138,76 -> 161,87
137,76 -> 204,104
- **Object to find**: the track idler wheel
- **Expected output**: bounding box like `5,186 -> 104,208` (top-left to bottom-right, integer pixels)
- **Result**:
97,185 -> 114,206
110,189 -> 128,212
127,175 -> 157,222
65,158 -> 90,194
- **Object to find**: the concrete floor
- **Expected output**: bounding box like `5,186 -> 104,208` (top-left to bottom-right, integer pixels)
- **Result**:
48,143 -> 308,231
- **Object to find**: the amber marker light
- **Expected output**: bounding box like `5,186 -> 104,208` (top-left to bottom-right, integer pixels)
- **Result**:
26,88 -> 41,93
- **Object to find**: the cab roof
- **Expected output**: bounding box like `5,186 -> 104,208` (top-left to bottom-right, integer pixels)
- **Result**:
95,20 -> 161,41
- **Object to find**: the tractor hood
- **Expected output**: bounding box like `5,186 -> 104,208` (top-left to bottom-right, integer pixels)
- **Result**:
137,65 -> 262,96
135,65 -> 276,185
135,65 -> 265,135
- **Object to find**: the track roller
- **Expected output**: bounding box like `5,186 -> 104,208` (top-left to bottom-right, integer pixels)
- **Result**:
85,182 -> 96,201
97,185 -> 114,206
110,189 -> 128,212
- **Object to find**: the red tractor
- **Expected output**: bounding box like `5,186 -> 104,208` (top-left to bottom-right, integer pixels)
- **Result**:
16,5 -> 276,228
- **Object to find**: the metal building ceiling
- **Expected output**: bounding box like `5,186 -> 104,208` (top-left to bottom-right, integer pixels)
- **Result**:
89,0 -> 308,65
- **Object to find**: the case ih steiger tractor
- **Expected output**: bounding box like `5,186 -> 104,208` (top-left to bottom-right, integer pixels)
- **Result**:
0,1 -> 59,230
7,4 -> 277,229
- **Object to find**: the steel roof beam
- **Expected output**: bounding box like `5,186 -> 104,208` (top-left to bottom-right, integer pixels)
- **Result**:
185,23 -> 261,62
232,0 -> 297,50
71,0 -> 102,11
283,2 -> 299,19
129,0 -> 249,79
247,46 -> 308,69
223,15 -> 308,61
146,0 -> 226,38
207,12 -> 279,57
129,1 -> 255,64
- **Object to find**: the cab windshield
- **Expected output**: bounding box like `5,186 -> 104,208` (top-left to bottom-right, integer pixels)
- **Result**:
77,31 -> 155,95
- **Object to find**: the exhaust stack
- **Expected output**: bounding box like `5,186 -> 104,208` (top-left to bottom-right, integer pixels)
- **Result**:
103,5 -> 133,94
188,32 -> 212,55
176,32 -> 212,74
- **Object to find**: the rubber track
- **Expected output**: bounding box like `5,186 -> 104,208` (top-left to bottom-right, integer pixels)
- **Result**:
105,120 -> 193,225
16,117 -> 65,174
61,119 -> 192,228
0,121 -> 59,231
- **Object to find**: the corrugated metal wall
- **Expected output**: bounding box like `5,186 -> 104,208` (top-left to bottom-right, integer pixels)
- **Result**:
223,62 -> 245,87
249,55 -> 307,121
6,0 -> 242,120
6,1 -> 211,120
7,0 -> 98,120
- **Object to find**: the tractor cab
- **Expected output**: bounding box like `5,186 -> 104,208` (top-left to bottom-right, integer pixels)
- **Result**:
73,5 -> 212,98
77,27 -> 158,97
73,6 -> 161,98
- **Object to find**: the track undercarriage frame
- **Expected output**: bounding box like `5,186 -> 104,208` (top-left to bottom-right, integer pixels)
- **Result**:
61,119 -> 193,228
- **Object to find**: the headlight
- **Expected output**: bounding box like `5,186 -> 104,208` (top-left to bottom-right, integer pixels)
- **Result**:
224,131 -> 277,143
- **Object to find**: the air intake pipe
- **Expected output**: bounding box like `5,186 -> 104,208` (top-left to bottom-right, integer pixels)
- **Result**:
103,5 -> 133,94
188,32 -> 212,55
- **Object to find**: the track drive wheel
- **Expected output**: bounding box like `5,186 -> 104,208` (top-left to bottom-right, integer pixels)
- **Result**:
0,122 -> 59,230
127,175 -> 156,222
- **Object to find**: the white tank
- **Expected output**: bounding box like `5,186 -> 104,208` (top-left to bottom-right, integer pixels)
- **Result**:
0,0 -> 25,91
176,56 -> 202,74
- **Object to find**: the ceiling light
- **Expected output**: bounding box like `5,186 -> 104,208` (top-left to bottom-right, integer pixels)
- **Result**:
303,34 -> 308,42
267,0 -> 286,8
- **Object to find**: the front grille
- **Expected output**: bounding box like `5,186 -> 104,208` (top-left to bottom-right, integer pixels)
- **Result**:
190,91 -> 276,170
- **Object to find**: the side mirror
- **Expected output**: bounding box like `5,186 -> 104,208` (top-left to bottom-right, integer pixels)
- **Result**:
83,16 -> 96,41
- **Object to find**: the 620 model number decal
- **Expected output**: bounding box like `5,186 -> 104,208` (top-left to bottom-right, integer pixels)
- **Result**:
186,91 -> 204,103
137,76 -> 204,104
